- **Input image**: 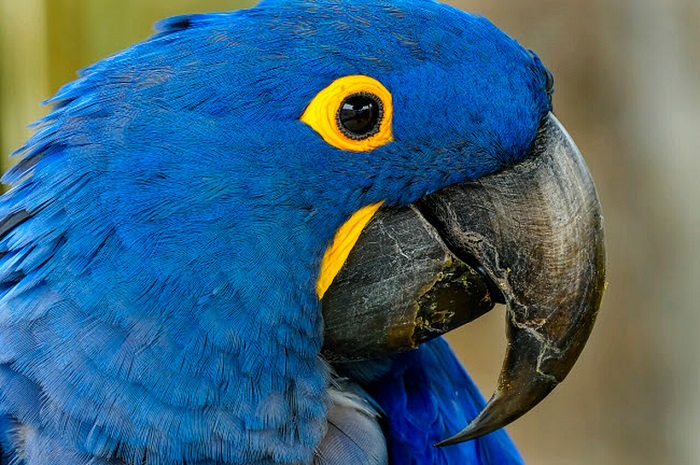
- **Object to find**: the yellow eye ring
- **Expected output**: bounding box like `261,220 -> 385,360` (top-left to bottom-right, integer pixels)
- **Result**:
301,75 -> 393,152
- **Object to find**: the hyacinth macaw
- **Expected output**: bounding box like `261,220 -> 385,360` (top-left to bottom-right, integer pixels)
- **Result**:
0,0 -> 605,464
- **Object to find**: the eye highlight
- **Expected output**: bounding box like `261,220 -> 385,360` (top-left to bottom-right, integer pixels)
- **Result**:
301,75 -> 393,152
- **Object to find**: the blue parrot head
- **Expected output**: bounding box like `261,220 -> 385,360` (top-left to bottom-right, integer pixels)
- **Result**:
7,0 -> 556,321
0,1 -> 603,463
74,0 -> 555,246
142,0 -> 553,211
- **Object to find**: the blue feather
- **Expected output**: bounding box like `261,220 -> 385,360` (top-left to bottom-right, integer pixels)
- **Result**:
370,338 -> 524,465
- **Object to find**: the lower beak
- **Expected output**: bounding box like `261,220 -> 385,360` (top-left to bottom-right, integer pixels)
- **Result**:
321,113 -> 606,443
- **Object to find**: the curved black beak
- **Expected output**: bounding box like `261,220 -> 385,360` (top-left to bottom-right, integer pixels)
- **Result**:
322,113 -> 606,443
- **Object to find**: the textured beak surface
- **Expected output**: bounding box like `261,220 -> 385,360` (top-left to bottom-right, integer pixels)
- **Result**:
321,205 -> 498,362
322,113 -> 606,442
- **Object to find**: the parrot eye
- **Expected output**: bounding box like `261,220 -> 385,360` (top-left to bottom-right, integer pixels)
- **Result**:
337,93 -> 383,140
301,75 -> 393,152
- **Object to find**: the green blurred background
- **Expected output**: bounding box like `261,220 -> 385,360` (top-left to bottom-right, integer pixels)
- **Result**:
1,1 -> 698,464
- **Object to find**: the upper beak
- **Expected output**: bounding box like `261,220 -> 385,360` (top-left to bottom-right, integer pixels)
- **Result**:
321,113 -> 606,443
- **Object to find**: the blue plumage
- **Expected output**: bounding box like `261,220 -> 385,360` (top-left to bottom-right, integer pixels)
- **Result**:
0,0 -> 552,463
370,338 -> 524,465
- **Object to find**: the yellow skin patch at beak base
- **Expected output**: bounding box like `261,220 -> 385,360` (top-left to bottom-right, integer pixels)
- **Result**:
316,201 -> 384,299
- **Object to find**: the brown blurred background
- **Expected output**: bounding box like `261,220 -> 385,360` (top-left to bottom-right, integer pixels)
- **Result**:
1,1 -> 698,464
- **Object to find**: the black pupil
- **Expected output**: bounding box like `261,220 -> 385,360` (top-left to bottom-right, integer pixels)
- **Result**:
338,94 -> 381,138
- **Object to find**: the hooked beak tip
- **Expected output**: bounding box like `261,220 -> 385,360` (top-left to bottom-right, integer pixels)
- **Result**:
421,113 -> 605,446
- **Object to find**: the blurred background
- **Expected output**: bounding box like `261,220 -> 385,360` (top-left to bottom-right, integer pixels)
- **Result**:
1,1 -> 697,464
